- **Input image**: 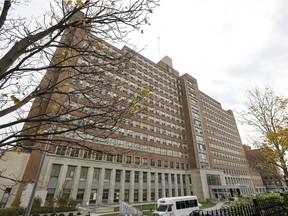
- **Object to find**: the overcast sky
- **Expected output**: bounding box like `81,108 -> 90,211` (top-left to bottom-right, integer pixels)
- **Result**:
9,0 -> 288,144
125,0 -> 288,144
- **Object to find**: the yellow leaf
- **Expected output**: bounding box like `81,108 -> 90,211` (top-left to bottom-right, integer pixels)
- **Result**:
37,130 -> 44,134
141,88 -> 150,97
52,103 -> 59,110
76,0 -> 84,7
13,146 -> 22,154
64,82 -> 70,86
10,95 -> 20,105
144,17 -> 148,24
62,60 -> 68,66
97,44 -> 104,50
66,0 -> 72,7
111,1 -> 115,6
131,99 -> 138,104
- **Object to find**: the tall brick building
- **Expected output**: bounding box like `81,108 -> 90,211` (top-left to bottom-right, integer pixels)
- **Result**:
6,25 -> 254,207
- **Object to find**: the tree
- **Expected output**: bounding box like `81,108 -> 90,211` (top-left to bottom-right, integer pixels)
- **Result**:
240,86 -> 288,182
0,0 -> 157,162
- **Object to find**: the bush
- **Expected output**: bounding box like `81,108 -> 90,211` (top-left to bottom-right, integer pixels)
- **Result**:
45,196 -> 55,207
68,199 -> 77,208
32,196 -> 42,209
68,213 -> 74,216
0,207 -> 24,216
59,214 -> 65,216
50,214 -> 57,216
77,212 -> 81,215
32,214 -> 40,216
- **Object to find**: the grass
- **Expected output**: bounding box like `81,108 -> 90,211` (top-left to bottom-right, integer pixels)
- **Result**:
199,201 -> 217,209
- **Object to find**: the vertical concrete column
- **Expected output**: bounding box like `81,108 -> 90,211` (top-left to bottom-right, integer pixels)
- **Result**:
55,164 -> 68,195
129,170 -> 135,203
180,174 -> 184,196
185,175 -> 191,195
41,162 -> 54,189
174,174 -> 179,197
119,170 -> 125,201
168,173 -> 172,197
96,168 -> 105,205
146,172 -> 151,202
70,165 -> 81,199
83,167 -> 94,205
108,169 -> 116,204
139,171 -> 143,202
155,172 -> 159,200
161,173 -> 165,198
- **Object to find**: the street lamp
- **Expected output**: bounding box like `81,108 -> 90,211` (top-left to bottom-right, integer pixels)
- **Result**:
24,125 -> 55,216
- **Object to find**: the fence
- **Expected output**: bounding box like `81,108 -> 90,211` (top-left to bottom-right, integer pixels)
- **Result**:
194,194 -> 288,216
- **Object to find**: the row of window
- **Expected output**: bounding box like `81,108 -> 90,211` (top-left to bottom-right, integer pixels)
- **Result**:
213,158 -> 247,168
209,143 -> 244,156
50,164 -> 192,184
54,146 -> 190,169
211,151 -> 246,163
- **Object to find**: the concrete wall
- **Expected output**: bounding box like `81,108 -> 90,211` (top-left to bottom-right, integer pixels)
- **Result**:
0,151 -> 30,207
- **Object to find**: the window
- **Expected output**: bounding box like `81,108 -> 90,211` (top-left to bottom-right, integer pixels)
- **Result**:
95,151 -> 103,160
93,168 -> 100,181
70,148 -> 79,157
170,161 -> 174,168
105,169 -> 111,181
143,172 -> 147,183
126,156 -> 132,164
177,174 -> 181,184
171,174 -> 175,184
116,154 -> 123,163
165,174 -> 169,184
102,189 -> 109,200
158,173 -> 162,183
158,160 -> 162,167
83,149 -> 91,159
143,158 -> 147,165
66,166 -> 76,179
116,170 -> 121,183
164,161 -> 168,168
135,171 -> 139,183
80,167 -> 88,179
125,171 -> 130,183
51,164 -> 61,177
76,189 -> 84,203
207,174 -> 221,185
56,146 -> 67,155
151,159 -> 155,167
151,173 -> 155,183
107,154 -> 113,162
135,157 -> 140,165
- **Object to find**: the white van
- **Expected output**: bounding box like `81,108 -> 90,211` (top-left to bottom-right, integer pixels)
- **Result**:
152,196 -> 200,216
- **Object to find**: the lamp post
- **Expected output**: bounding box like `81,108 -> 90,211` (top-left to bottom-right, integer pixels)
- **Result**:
24,125 -> 55,216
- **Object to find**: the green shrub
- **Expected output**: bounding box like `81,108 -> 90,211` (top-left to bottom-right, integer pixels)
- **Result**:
32,214 -> 40,216
0,207 -> 24,216
77,212 -> 81,215
68,213 -> 74,216
50,213 -> 57,216
32,196 -> 42,209
68,199 -> 77,208
59,214 -> 65,216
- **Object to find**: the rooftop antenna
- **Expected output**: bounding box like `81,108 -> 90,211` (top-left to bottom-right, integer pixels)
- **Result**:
158,34 -> 161,61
